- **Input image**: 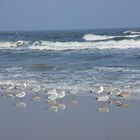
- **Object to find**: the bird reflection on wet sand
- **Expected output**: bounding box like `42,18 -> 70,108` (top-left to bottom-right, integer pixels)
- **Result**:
109,99 -> 130,109
47,99 -> 66,112
15,101 -> 26,109
97,103 -> 110,113
0,81 -> 136,113
69,95 -> 78,106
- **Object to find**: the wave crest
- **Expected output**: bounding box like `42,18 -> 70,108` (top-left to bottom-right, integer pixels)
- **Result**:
123,30 -> 140,35
0,39 -> 140,51
82,33 -> 140,41
0,40 -> 30,49
30,40 -> 140,50
82,34 -> 114,41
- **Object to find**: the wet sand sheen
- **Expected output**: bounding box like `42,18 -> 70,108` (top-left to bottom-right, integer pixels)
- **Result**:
0,94 -> 140,140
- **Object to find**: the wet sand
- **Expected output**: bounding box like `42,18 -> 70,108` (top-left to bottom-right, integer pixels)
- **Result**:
0,94 -> 140,140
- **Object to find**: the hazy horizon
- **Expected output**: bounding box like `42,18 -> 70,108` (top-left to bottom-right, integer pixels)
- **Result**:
0,0 -> 140,31
0,26 -> 140,32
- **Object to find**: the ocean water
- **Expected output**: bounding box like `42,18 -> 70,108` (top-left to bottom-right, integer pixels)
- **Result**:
0,28 -> 140,95
1,28 -> 140,140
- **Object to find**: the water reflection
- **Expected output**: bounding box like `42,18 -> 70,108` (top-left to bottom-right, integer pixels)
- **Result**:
0,81 -> 135,113
69,95 -> 78,106
46,99 -> 66,112
15,101 -> 26,109
109,99 -> 130,109
97,104 -> 110,113
32,96 -> 41,102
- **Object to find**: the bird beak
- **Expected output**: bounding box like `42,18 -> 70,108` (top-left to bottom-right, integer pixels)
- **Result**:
96,97 -> 99,100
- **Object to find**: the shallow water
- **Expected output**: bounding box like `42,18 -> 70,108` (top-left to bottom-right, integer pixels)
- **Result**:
0,94 -> 140,140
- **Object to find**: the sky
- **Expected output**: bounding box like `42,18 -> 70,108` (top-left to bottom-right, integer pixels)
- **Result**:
0,0 -> 140,31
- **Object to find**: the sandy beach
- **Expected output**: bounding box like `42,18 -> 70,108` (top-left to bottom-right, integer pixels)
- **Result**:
0,89 -> 140,140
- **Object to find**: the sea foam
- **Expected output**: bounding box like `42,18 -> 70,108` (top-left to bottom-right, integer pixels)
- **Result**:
82,33 -> 140,41
29,39 -> 140,50
0,35 -> 140,50
0,40 -> 30,49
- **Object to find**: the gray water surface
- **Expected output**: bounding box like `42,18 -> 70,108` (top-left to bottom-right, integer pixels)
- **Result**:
0,94 -> 140,140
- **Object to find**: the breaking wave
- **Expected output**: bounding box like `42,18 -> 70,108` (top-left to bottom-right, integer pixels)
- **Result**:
82,33 -> 140,41
0,40 -> 30,49
82,34 -> 114,41
123,30 -> 140,35
27,40 -> 140,50
0,37 -> 140,51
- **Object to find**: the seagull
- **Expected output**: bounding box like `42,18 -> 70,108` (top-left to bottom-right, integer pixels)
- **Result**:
116,91 -> 130,98
70,86 -> 78,95
90,85 -> 104,94
108,88 -> 122,96
115,89 -> 122,96
97,85 -> 104,94
110,88 -> 130,98
70,96 -> 78,106
22,82 -> 27,90
107,91 -> 114,95
96,95 -> 109,102
16,91 -> 26,98
32,85 -> 41,93
14,82 -> 27,90
57,91 -> 66,99
41,84 -> 46,91
3,81 -> 14,90
47,89 -> 58,100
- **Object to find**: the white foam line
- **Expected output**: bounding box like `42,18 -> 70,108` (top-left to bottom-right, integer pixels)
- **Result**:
0,39 -> 140,50
29,40 -> 140,50
82,33 -> 140,41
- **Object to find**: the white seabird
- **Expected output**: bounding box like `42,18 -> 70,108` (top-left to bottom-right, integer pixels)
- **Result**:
16,91 -> 26,98
14,82 -> 27,90
96,95 -> 109,102
115,89 -> 122,96
90,85 -> 104,94
110,88 -> 130,98
57,91 -> 66,99
70,87 -> 78,95
22,82 -> 27,90
97,85 -> 104,94
32,85 -> 41,93
3,81 -> 14,90
41,84 -> 46,91
108,91 -> 114,95
47,89 -> 58,100
116,91 -> 130,98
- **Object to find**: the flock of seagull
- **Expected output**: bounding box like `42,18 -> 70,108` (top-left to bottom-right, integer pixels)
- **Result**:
0,81 -> 131,112
1,81 -> 66,100
90,85 -> 131,102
